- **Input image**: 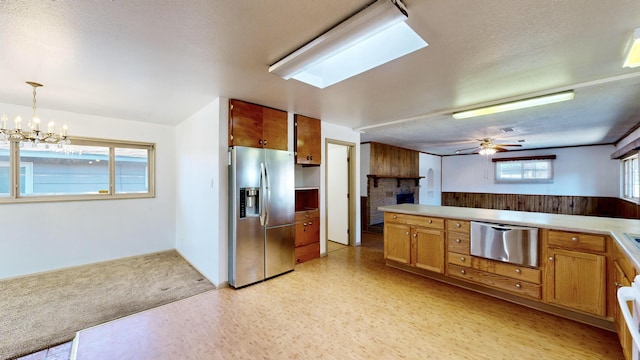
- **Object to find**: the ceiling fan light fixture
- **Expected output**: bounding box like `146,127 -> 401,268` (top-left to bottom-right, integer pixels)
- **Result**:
452,91 -> 575,120
268,0 -> 427,88
479,148 -> 497,156
624,28 -> 640,68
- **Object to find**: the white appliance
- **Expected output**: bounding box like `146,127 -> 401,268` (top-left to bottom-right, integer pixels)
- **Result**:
618,275 -> 640,359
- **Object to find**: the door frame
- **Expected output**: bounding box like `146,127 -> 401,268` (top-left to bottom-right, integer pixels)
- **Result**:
324,139 -> 356,248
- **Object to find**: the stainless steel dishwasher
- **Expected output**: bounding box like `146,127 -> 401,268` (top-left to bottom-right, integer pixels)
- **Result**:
470,221 -> 539,267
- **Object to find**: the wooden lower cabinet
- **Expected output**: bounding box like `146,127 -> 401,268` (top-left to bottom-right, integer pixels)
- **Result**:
414,227 -> 444,273
384,214 -> 444,273
449,264 -> 542,299
544,248 -> 607,316
295,210 -> 319,264
384,222 -> 411,264
615,261 -> 633,360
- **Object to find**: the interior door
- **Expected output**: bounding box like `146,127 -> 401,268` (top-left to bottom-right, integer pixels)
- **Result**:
327,143 -> 349,245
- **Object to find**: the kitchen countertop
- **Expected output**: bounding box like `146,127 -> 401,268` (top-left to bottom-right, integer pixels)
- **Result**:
379,203 -> 640,270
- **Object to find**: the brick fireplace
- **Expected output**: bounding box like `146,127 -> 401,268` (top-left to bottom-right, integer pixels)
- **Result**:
367,177 -> 419,228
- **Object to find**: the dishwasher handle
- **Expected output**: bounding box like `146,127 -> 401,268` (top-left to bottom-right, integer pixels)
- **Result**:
491,226 -> 512,232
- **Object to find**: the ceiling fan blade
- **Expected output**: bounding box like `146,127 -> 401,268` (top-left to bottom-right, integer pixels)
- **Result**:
493,146 -> 510,152
455,146 -> 479,154
494,143 -> 523,147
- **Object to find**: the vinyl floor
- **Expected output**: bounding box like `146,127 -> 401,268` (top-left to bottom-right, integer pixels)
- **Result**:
72,232 -> 623,360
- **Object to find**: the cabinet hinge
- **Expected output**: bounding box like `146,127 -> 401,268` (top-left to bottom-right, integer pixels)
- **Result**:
294,122 -> 298,127
230,104 -> 234,111
230,135 -> 234,140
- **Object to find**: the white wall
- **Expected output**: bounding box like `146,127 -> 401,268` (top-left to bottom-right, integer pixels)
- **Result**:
442,145 -> 619,196
321,122 -> 361,252
0,103 -> 176,280
175,98 -> 228,286
419,153 -> 442,205
360,143 -> 370,196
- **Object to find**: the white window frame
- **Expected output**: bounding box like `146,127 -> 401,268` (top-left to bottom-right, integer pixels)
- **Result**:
0,136 -> 155,203
622,153 -> 639,202
494,156 -> 555,184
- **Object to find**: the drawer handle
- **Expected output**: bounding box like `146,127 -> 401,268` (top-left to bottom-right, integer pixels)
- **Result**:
455,239 -> 461,243
548,256 -> 554,262
428,219 -> 432,223
515,269 -> 521,274
571,237 -> 578,242
308,221 -> 312,225
406,232 -> 409,235
305,213 -> 310,218
303,222 -> 307,226
460,270 -> 466,275
393,215 -> 397,219
460,257 -> 466,262
456,223 -> 461,228
413,233 -> 417,238
515,283 -> 522,289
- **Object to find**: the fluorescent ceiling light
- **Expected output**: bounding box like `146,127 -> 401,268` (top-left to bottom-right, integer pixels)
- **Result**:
268,0 -> 427,89
452,91 -> 575,120
624,28 -> 640,68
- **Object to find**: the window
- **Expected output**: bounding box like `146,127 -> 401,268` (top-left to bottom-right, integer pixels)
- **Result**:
622,154 -> 639,201
0,137 -> 155,203
494,156 -> 555,183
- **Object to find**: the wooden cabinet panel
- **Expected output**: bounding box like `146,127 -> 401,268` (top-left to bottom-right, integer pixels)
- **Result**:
449,264 -> 541,299
547,230 -> 606,252
614,261 -> 633,360
447,231 -> 470,255
384,223 -> 411,264
294,114 -> 321,165
295,218 -> 319,247
384,212 -> 444,229
295,242 -> 320,264
414,227 -> 444,273
229,99 -> 263,148
446,219 -> 470,233
544,248 -> 606,316
447,252 -> 471,267
470,257 -> 541,284
262,107 -> 288,151
229,99 -> 288,150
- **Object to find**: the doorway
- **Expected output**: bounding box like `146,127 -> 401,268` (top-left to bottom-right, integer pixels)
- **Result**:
326,141 -> 353,249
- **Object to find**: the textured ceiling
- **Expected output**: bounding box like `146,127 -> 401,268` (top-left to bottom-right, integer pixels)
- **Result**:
1,0 -> 640,155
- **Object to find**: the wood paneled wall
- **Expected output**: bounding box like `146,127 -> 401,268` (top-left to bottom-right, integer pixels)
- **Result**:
442,192 -> 640,219
369,142 -> 419,177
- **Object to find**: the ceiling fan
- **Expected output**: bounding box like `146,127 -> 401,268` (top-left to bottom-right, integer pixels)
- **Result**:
455,138 -> 522,155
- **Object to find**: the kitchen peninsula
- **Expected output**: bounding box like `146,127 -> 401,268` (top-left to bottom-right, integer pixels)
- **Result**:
380,203 -> 640,358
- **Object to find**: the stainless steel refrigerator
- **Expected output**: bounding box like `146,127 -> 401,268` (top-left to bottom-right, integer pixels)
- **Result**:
228,146 -> 295,288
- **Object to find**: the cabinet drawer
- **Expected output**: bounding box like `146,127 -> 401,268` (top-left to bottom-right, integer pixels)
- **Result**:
448,264 -> 541,299
446,219 -> 470,233
470,257 -> 541,284
448,252 -> 471,267
547,230 -> 606,252
385,212 -> 444,229
295,242 -> 320,264
295,209 -> 319,222
447,231 -> 470,255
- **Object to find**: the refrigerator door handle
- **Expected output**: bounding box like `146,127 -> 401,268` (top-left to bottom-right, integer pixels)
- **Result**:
264,162 -> 271,225
260,162 -> 266,226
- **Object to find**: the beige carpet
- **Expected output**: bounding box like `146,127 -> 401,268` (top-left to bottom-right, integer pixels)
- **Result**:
0,250 -> 215,360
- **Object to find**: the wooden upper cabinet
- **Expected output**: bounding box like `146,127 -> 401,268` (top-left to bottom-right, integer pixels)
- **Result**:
229,99 -> 288,150
294,114 -> 321,165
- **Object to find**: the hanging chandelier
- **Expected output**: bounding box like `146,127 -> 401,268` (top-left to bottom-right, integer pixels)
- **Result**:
0,81 -> 70,146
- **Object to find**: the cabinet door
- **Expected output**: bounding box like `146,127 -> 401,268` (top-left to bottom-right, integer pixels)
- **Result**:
413,227 -> 444,273
615,262 -> 633,360
384,223 -> 411,264
262,107 -> 288,150
544,248 -> 606,316
294,114 -> 321,165
229,99 -> 263,148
